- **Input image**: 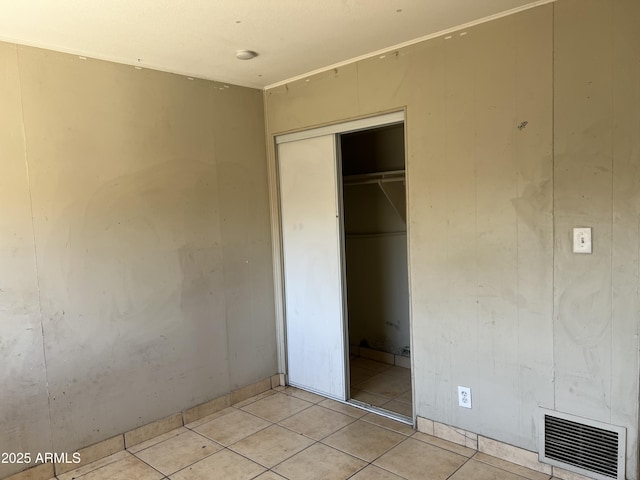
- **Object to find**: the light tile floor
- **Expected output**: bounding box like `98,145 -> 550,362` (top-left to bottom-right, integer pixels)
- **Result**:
349,357 -> 412,418
47,386 -> 566,480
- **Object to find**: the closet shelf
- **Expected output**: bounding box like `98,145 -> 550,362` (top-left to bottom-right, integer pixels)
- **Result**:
343,169 -> 405,186
344,170 -> 407,224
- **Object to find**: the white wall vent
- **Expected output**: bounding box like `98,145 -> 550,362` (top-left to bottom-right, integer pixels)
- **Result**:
539,408 -> 626,480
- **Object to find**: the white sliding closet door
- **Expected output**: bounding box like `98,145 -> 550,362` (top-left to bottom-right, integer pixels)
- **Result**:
278,134 -> 346,400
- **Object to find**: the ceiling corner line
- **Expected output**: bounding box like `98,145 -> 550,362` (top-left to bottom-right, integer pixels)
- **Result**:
264,0 -> 558,91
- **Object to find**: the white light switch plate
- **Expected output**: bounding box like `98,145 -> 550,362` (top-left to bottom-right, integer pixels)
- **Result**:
573,227 -> 592,254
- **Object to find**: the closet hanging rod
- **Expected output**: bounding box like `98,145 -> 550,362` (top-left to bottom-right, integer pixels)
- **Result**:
346,231 -> 406,238
344,178 -> 404,186
343,169 -> 405,186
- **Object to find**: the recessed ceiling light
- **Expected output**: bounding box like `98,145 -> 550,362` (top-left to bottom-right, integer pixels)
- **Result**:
236,50 -> 258,60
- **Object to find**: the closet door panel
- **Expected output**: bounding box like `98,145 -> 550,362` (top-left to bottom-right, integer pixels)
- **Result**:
278,134 -> 346,399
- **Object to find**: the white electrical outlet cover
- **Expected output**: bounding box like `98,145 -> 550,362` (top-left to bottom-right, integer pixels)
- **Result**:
458,386 -> 472,409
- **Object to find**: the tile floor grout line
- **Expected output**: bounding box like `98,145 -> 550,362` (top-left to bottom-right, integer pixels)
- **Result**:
238,391 -> 315,423
274,410 -> 359,442
359,414 -> 414,436
196,418 -> 274,449
182,407 -> 238,431
410,431 -> 477,456
127,450 -> 178,480
131,434 -> 224,479
231,390 -> 277,410
61,449 -> 166,480
342,456 -> 370,480
187,428 -> 229,448
218,445 -> 269,473
56,450 -> 133,480
151,447 -> 218,479
469,451 -> 553,480
299,402 -> 359,421
277,440 -> 370,479
316,422 -> 411,470
128,427 -> 192,455
226,441 -> 281,471
267,437 -> 320,473
364,461 -> 412,480
367,433 -> 412,465
222,415 -> 319,471
237,395 -> 300,419
445,454 -> 472,480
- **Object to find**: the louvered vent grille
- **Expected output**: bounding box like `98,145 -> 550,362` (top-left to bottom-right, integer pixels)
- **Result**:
539,409 -> 625,480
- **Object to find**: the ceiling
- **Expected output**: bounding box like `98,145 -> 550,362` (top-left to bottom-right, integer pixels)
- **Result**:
0,0 -> 552,89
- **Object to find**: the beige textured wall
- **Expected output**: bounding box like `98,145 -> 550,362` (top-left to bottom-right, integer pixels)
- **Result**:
265,0 -> 640,476
0,43 -> 52,474
0,43 -> 275,477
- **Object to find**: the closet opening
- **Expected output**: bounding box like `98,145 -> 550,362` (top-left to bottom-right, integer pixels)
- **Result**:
340,123 -> 412,421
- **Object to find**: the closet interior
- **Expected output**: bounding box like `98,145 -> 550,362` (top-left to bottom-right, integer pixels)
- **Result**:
340,123 -> 412,419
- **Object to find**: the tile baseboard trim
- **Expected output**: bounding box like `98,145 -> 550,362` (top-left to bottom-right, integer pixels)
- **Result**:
230,377 -> 273,405
4,374 -> 277,480
271,373 -> 285,388
124,413 -> 183,449
550,466 -> 594,480
415,416 -> 553,476
182,394 -> 231,426
478,436 -> 551,475
54,435 -> 124,476
350,345 -> 411,368
3,462 -> 54,480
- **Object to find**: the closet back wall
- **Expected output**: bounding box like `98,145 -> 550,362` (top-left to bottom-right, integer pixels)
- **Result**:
0,42 -> 276,478
341,126 -> 409,355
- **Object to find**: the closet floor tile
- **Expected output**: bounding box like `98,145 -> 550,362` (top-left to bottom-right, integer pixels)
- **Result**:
351,389 -> 391,407
349,356 -> 412,417
354,371 -> 411,398
350,357 -> 393,373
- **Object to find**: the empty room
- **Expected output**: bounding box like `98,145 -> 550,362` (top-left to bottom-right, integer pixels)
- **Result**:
1,1 -> 639,479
